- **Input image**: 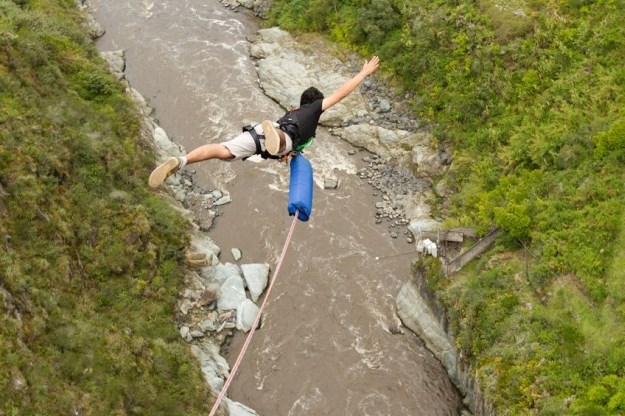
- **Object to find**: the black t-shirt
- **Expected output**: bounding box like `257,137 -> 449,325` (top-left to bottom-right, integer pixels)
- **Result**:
293,99 -> 324,141
277,99 -> 324,146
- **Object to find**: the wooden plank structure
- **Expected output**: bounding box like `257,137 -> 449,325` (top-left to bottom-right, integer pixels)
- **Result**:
442,228 -> 501,277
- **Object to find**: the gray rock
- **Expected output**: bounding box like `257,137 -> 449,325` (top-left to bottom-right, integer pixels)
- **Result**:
241,263 -> 270,302
225,398 -> 260,416
180,326 -> 192,342
214,262 -> 242,284
214,194 -> 232,206
78,3 -> 105,39
333,124 -> 425,161
173,189 -> 186,202
153,124 -> 184,160
100,50 -> 125,80
379,99 -> 391,113
190,235 -> 221,263
179,299 -> 194,315
190,330 -> 205,338
396,280 -> 459,386
323,176 -> 339,189
217,275 -> 247,311
200,317 -> 217,333
236,299 -> 260,332
412,143 -> 444,178
231,248 -> 242,261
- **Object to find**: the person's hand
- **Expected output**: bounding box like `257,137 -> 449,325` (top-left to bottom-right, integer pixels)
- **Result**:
360,56 -> 380,77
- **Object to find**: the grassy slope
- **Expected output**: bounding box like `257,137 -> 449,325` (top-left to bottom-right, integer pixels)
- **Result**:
267,0 -> 625,414
0,0 -> 211,414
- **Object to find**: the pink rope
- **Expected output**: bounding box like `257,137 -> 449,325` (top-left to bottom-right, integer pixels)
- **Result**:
208,213 -> 300,416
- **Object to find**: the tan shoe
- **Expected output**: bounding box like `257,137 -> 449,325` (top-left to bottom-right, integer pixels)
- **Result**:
262,120 -> 282,155
148,157 -> 181,188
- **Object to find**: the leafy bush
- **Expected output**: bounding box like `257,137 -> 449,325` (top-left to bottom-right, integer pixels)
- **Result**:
0,1 -> 211,414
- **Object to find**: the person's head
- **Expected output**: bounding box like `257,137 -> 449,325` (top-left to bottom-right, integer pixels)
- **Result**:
300,87 -> 324,106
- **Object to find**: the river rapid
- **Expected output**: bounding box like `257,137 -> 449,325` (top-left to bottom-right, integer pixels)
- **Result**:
90,1 -> 462,414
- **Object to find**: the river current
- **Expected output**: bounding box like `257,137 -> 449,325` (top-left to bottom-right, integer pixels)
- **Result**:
90,1 -> 462,414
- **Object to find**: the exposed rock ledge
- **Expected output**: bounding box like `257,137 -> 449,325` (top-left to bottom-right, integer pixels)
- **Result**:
397,265 -> 496,415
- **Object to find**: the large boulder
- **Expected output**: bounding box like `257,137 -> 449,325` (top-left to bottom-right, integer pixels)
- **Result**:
214,262 -> 242,284
241,263 -> 270,302
217,275 -> 247,311
236,299 -> 260,333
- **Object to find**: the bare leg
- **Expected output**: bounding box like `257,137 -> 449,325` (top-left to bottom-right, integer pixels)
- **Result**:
149,143 -> 234,188
186,143 -> 235,163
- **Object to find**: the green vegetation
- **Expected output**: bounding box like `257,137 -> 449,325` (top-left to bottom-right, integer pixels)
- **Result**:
1,0 -> 211,414
268,0 -> 625,413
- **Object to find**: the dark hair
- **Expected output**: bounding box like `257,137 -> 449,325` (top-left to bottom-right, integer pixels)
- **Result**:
300,87 -> 324,106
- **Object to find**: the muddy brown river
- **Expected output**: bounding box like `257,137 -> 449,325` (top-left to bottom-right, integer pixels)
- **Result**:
90,1 -> 462,414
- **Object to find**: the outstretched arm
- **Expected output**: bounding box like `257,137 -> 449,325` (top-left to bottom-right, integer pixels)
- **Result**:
321,56 -> 380,111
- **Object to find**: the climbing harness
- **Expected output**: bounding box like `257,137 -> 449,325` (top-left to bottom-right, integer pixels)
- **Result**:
242,123 -> 312,162
241,124 -> 281,161
242,105 -> 316,163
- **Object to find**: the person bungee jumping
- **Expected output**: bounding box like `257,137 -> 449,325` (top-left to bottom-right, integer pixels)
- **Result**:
148,56 -> 380,188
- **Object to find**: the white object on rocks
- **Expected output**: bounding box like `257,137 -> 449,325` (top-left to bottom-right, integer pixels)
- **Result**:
417,238 -> 438,258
